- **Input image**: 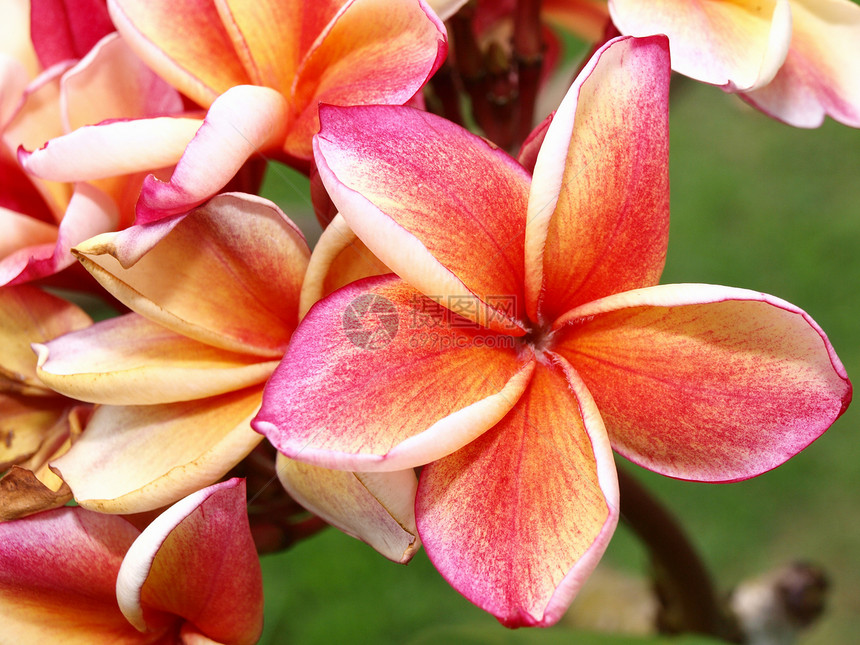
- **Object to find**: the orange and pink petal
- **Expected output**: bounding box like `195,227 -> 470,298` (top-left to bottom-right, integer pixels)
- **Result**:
284,0 -> 447,160
314,104 -> 530,333
554,284 -> 852,482
117,478 -> 263,645
0,506 -> 151,643
255,274 -> 534,471
525,35 -> 670,324
416,360 -> 618,627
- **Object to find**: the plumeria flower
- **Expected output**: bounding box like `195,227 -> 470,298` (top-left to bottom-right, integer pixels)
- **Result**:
0,477 -> 263,644
609,0 -> 860,127
22,0 -> 448,224
32,193 -> 309,514
2,0 -> 188,286
253,35 -> 851,626
0,285 -> 94,520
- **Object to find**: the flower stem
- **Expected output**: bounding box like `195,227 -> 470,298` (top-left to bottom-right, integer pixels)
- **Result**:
617,468 -> 743,642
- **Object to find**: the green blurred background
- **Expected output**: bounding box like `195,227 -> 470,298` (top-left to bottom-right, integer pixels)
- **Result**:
258,78 -> 860,644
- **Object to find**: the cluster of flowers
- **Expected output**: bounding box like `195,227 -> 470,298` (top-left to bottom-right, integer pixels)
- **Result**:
1,0 -> 856,641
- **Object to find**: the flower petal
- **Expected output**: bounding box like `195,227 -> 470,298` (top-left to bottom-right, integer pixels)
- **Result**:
18,115 -> 202,181
314,103 -> 530,333
525,35 -> 670,325
277,453 -> 420,563
254,274 -> 534,471
108,0 -> 251,107
609,0 -> 792,92
35,313 -> 278,405
299,212 -> 391,319
0,506 -> 151,643
0,465 -> 72,521
134,85 -> 288,223
0,393 -> 70,468
30,0 -> 115,68
51,388 -> 263,513
0,284 -> 91,392
74,193 -> 309,357
416,360 -> 619,627
1,182 -> 119,286
554,284 -> 852,481
742,0 -> 860,128
61,33 -> 184,133
116,478 -> 263,645
284,0 -> 447,160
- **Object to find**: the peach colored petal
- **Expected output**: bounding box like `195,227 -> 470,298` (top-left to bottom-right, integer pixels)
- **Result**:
0,284 -> 91,392
554,284 -> 851,481
0,506 -> 160,643
255,275 -> 534,472
277,453 -> 420,563
52,387 -> 263,513
61,33 -> 183,133
743,0 -> 860,127
108,0 -> 250,107
299,213 -> 391,319
117,479 -> 263,645
134,85 -> 288,222
74,193 -> 309,357
525,35 -> 670,324
314,104 -> 530,333
543,0 -> 612,42
609,0 -> 792,91
35,313 -> 278,405
417,360 -> 618,627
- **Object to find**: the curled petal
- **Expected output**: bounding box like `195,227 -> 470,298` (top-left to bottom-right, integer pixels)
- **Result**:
609,0 -> 792,92
0,465 -> 72,521
35,313 -> 278,405
0,393 -> 70,468
0,506 -> 146,643
254,275 -> 534,471
417,360 -> 619,627
74,193 -> 309,357
743,0 -> 860,128
299,213 -> 390,319
525,35 -> 670,324
554,284 -> 852,482
277,453 -> 420,563
135,85 -> 289,223
117,478 -> 263,645
51,388 -> 263,513
314,104 -> 530,333
18,115 -> 202,181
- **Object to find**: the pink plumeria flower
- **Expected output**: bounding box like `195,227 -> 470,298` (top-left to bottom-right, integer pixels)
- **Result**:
22,0 -> 448,224
32,194 -> 309,514
253,35 -> 851,626
0,478 -> 263,644
609,0 -> 860,127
